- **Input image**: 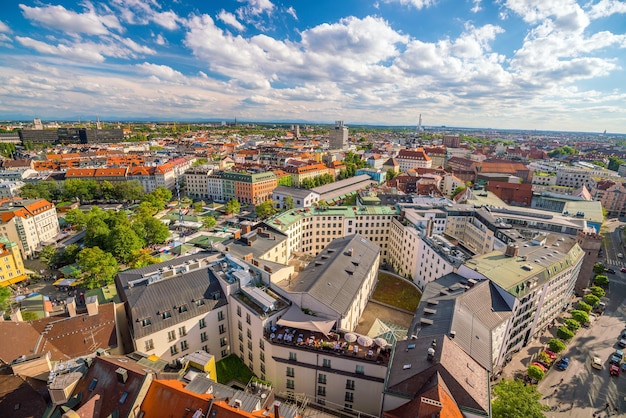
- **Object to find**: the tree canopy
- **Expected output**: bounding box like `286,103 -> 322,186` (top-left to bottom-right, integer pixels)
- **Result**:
255,200 -> 278,219
76,246 -> 120,289
491,379 -> 550,418
225,199 -> 241,215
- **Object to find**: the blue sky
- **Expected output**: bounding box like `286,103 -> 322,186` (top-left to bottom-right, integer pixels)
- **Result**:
1,0 -> 625,133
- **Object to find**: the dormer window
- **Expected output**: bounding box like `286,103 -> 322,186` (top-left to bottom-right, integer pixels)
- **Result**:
178,305 -> 188,313
162,311 -> 172,319
195,299 -> 205,307
141,318 -> 151,327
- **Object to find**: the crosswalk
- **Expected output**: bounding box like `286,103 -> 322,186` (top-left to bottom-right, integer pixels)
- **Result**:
604,258 -> 626,267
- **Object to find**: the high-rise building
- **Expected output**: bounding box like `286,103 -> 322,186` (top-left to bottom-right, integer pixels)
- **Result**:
329,121 -> 348,150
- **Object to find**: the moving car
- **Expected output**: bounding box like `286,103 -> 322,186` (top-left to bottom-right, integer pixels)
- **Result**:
621,267 -> 626,273
610,350 -> 624,365
610,363 -> 620,376
618,253 -> 624,259
592,356 -> 603,370
556,357 -> 570,371
606,268 -> 616,274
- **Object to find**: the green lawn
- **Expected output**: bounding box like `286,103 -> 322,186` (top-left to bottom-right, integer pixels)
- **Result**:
372,272 -> 421,312
216,354 -> 255,385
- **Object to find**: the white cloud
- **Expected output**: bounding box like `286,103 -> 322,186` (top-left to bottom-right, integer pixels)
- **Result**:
380,0 -> 436,10
154,33 -> 166,45
0,20 -> 11,33
286,6 -> 298,20
136,62 -> 185,82
504,0 -> 583,24
152,11 -> 179,30
217,10 -> 246,32
19,4 -> 123,35
587,0 -> 626,19
471,0 -> 482,13
16,36 -> 106,62
237,0 -> 275,18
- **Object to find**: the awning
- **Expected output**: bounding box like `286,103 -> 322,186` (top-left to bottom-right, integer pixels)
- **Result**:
277,305 -> 335,336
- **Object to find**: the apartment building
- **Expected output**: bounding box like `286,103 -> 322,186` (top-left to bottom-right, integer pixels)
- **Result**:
284,164 -> 331,187
395,148 -> 432,172
272,186 -> 319,209
457,237 -> 584,369
555,165 -> 618,188
0,199 -> 60,258
208,171 -> 225,202
128,166 -> 157,193
591,180 -> 626,217
0,237 -> 27,287
0,181 -> 25,199
185,165 -> 215,199
221,172 -> 278,205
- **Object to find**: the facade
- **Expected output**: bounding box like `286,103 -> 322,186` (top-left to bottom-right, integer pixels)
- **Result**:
208,171 -> 225,201
591,180 -> 626,217
0,199 -> 60,258
0,237 -> 27,287
442,134 -> 460,148
556,165 -> 618,188
272,186 -> 319,209
284,164 -> 330,188
185,165 -> 215,200
328,121 -> 348,150
221,172 -> 278,205
395,148 -> 432,172
0,181 -> 26,199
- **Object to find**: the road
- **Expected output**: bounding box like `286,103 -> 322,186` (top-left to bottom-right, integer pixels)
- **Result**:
537,219 -> 626,417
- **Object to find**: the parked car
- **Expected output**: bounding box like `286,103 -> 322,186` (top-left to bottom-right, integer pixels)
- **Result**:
607,268 -> 616,274
543,350 -> 557,360
618,253 -> 624,259
610,363 -> 620,376
621,268 -> 626,273
592,356 -> 603,370
619,339 -> 626,348
531,362 -> 547,372
556,357 -> 570,371
610,350 -> 624,365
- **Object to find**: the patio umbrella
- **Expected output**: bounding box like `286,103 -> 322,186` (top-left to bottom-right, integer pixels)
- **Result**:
344,333 -> 357,342
14,295 -> 26,302
374,337 -> 388,347
357,335 -> 373,347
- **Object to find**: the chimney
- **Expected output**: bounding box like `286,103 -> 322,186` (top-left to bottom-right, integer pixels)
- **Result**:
10,308 -> 23,322
66,297 -> 77,317
504,243 -> 519,257
347,248 -> 353,256
273,401 -> 281,418
85,296 -> 99,316
241,224 -> 252,234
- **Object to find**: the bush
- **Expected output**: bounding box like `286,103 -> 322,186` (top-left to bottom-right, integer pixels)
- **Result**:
557,326 -> 575,340
548,338 -> 566,353
537,351 -> 553,366
564,318 -> 581,331
571,310 -> 589,324
577,301 -> 592,313
583,294 -> 600,307
589,286 -> 606,298
527,364 -> 545,381
594,275 -> 609,286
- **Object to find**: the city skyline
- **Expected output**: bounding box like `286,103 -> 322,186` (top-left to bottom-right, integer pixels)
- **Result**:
0,0 -> 625,133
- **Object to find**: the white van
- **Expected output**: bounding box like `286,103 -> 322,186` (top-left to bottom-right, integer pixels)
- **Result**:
619,253 -> 624,258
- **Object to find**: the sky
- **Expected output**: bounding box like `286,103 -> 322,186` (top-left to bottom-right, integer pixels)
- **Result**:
0,0 -> 625,133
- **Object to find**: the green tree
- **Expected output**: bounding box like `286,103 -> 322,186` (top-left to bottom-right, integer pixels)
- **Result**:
452,186 -> 466,198
100,180 -> 115,201
114,180 -> 144,202
583,294 -> 600,307
193,202 -> 205,213
577,301 -> 592,313
135,201 -> 159,219
225,199 -> 240,215
141,217 -> 170,245
283,195 -> 294,210
128,249 -> 159,269
608,156 -> 625,171
76,247 -> 119,289
255,200 -> 278,219
564,318 -> 581,331
589,286 -> 606,298
594,275 -> 609,286
548,338 -> 566,353
202,216 -> 217,230
60,244 -> 81,266
84,217 -> 111,249
385,169 -> 397,182
537,351 -> 552,366
593,263 -> 606,274
571,310 -> 589,324
557,325 -> 575,340
142,187 -> 173,210
109,225 -> 144,264
491,379 -> 550,418
0,286 -> 11,311
64,209 -> 88,229
39,245 -> 58,267
527,364 -> 545,381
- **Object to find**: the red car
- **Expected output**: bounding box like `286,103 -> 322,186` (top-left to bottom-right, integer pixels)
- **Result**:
621,268 -> 626,273
531,362 -> 547,372
610,363 -> 620,377
542,350 -> 557,360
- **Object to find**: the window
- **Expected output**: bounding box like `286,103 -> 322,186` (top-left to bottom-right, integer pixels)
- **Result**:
246,313 -> 251,325
200,332 -> 208,342
248,352 -> 253,362
218,310 -> 224,321
170,345 -> 178,355
318,374 -> 327,384
238,332 -> 243,342
195,299 -> 205,307
346,379 -> 355,390
259,340 -> 264,350
237,306 -> 241,316
180,340 -> 188,351
247,329 -> 252,339
220,337 -> 227,347
167,330 -> 176,342
238,320 -> 242,331
239,343 -> 244,353
260,352 -> 265,362
178,305 -> 188,314
119,391 -> 129,405
162,311 -> 172,320
219,324 -> 226,334
221,349 -> 228,358
144,339 -> 154,351
199,318 -> 206,329
286,367 -> 294,377
355,365 -> 364,375
345,392 -> 354,402
286,379 -> 294,389
322,359 -> 331,368
289,352 -> 297,361
248,341 -> 252,350
202,345 -> 208,353
178,326 -> 186,337
88,378 -> 98,391
317,386 -> 326,396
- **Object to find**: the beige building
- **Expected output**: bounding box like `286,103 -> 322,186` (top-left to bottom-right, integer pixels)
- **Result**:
0,199 -> 60,258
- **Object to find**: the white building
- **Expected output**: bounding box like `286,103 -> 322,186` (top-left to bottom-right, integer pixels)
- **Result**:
0,180 -> 26,199
272,186 -> 319,209
0,199 -> 60,258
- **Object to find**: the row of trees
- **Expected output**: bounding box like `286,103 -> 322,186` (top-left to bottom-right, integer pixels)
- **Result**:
299,173 -> 334,189
20,179 -> 146,203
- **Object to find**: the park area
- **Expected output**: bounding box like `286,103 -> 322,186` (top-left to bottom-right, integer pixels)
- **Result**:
371,271 -> 421,312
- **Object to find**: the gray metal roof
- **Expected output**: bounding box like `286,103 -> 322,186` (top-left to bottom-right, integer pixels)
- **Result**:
117,255 -> 227,339
408,273 -> 512,372
280,234 -> 380,316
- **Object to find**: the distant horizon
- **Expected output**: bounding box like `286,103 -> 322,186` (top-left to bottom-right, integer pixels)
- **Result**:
2,117 -> 624,137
